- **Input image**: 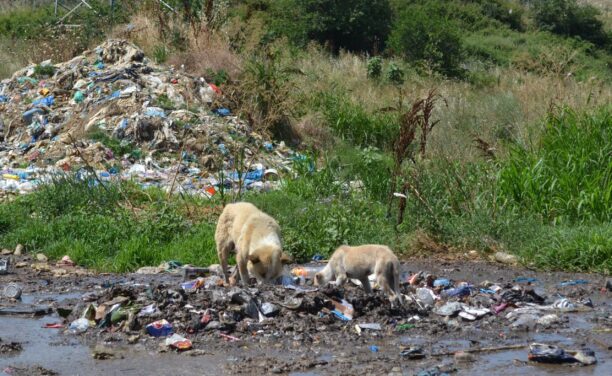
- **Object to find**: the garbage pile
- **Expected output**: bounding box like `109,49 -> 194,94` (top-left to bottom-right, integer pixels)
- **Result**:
0,39 -> 297,197
35,262 -> 598,367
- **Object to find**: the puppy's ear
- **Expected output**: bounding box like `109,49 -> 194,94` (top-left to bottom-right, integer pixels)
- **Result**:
248,254 -> 260,264
280,252 -> 293,264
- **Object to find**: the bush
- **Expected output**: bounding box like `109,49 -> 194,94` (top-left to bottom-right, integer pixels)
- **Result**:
388,2 -> 465,76
532,0 -> 609,47
269,0 -> 392,53
479,0 -> 524,31
499,106 -> 612,224
367,56 -> 383,78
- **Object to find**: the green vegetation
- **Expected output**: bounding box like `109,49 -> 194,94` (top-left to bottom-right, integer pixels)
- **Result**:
0,1 -> 610,273
499,107 -> 611,224
0,177 -> 218,272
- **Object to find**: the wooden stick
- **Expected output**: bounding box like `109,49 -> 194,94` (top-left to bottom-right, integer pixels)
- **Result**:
431,344 -> 527,357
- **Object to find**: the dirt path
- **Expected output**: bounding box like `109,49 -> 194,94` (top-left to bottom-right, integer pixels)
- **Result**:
0,257 -> 610,376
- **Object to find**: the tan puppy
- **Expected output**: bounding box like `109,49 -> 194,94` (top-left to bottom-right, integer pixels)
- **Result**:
215,202 -> 290,285
314,244 -> 403,304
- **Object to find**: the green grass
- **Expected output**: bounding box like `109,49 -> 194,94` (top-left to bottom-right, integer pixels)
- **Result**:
88,129 -> 137,159
499,106 -> 612,224
0,177 -> 218,272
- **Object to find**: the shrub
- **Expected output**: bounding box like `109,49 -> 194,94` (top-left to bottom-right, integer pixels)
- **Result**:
388,2 -> 465,76
386,62 -> 404,85
367,56 -> 383,79
479,0 -> 524,31
532,0 -> 609,47
269,0 -> 393,53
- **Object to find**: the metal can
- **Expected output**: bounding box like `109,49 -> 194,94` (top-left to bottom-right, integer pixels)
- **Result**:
4,282 -> 22,299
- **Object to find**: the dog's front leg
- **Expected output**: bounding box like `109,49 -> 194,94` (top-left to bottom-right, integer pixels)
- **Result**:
335,273 -> 348,287
236,253 -> 251,286
360,277 -> 372,294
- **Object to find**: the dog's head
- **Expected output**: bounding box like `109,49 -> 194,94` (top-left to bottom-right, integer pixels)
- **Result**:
247,246 -> 293,282
314,271 -> 328,286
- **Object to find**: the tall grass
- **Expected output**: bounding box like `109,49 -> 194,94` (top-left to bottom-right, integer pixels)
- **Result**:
499,106 -> 611,223
0,177 -> 218,272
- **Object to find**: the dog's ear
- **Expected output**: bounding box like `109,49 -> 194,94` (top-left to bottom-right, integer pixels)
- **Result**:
248,254 -> 260,264
280,252 -> 293,264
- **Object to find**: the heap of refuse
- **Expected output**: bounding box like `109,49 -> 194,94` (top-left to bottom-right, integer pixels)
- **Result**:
0,39 -> 299,197
23,261 -> 595,367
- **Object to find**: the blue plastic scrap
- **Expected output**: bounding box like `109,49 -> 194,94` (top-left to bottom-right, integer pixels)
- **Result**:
32,96 -> 54,107
515,277 -> 538,283
144,107 -> 166,118
559,279 -> 589,287
0,95 -> 8,103
331,310 -> 351,321
442,285 -> 471,298
22,108 -> 45,124
433,278 -> 451,287
369,345 -> 379,353
213,108 -> 231,117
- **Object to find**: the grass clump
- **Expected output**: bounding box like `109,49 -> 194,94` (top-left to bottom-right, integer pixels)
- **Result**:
88,129 -> 137,158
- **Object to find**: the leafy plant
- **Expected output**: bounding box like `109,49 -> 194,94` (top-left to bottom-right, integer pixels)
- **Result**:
386,62 -> 404,85
367,56 -> 383,78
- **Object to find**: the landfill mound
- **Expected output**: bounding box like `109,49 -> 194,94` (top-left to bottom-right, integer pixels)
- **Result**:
0,39 -> 296,197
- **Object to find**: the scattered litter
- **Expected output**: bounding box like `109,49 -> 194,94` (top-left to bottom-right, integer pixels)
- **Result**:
433,278 -> 451,287
358,323 -> 382,331
369,345 -> 379,353
69,318 -> 90,334
146,319 -> 173,337
514,277 -> 538,284
165,334 -> 192,351
396,323 -> 415,331
219,333 -> 240,342
400,346 -> 425,359
494,252 -> 518,265
42,323 -> 65,329
0,258 -> 9,275
559,279 -> 589,287
3,283 -> 22,299
331,299 -> 354,321
434,302 -> 462,316
529,343 -> 567,363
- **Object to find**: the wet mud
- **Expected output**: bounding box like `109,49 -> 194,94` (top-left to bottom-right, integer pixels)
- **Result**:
0,257 -> 610,376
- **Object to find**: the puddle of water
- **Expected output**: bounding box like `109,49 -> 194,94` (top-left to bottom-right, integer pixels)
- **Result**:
532,333 -> 575,346
19,292 -> 83,305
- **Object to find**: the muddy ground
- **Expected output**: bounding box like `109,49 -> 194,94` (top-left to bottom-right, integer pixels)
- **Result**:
0,255 -> 610,376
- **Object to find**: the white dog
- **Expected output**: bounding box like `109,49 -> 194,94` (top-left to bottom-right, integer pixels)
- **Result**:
315,244 -> 403,304
215,202 -> 291,285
